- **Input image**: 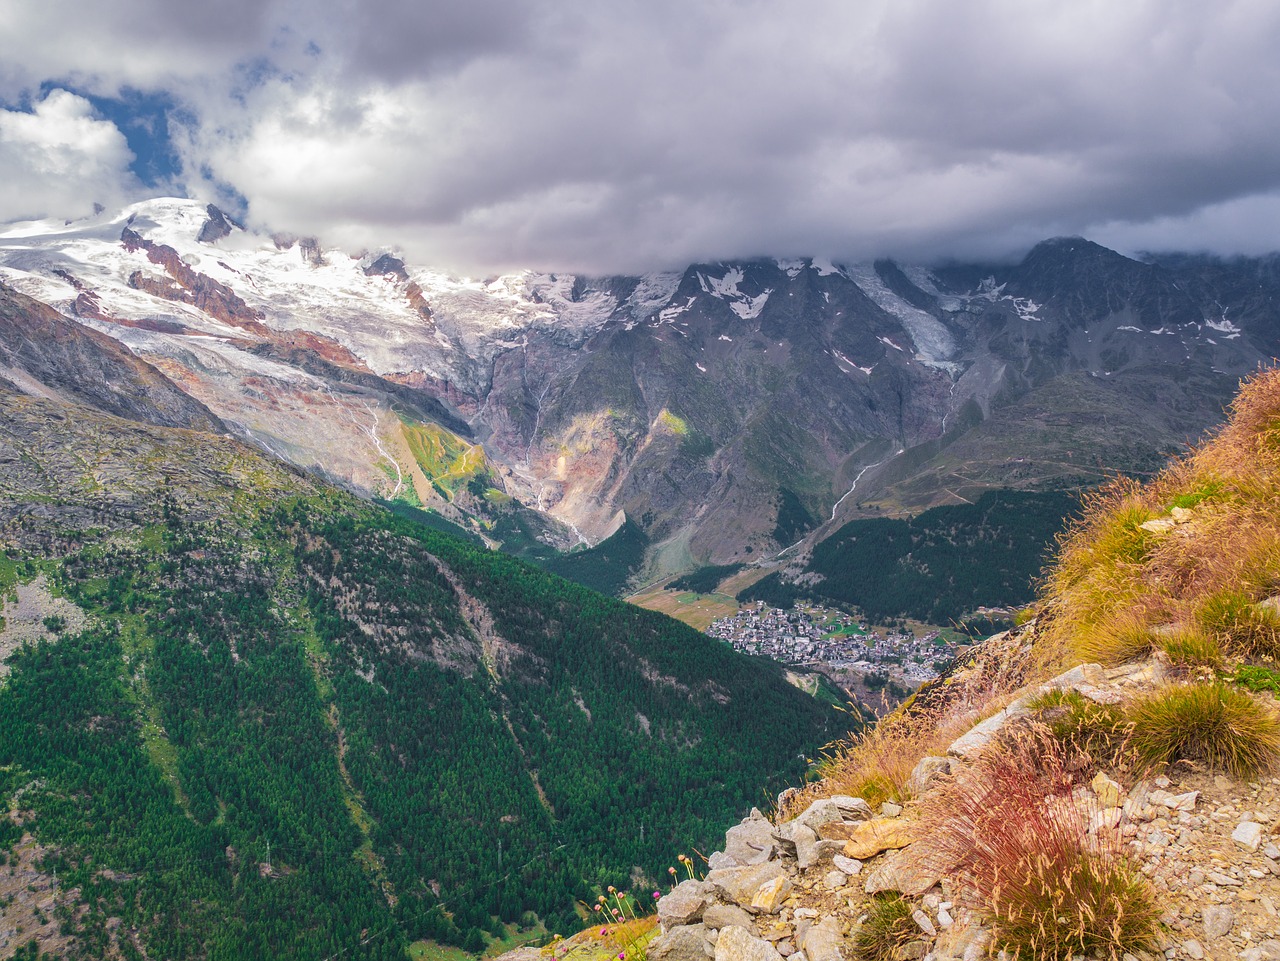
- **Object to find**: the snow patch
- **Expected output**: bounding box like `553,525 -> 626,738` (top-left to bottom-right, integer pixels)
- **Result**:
847,262 -> 956,362
776,258 -> 806,278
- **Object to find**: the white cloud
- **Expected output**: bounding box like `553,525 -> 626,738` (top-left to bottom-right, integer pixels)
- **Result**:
6,0 -> 1280,268
0,90 -> 137,221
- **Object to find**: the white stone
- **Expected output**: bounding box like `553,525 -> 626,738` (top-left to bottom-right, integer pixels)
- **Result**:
1202,905 -> 1233,939
832,855 -> 862,876
912,910 -> 937,937
1233,821 -> 1265,852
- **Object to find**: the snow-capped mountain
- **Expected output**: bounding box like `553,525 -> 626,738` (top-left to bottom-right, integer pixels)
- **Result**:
1,198 -> 1276,572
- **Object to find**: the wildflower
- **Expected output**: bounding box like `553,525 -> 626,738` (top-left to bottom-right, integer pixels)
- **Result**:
594,905 -> 602,912
667,867 -> 676,875
652,891 -> 661,899
608,885 -> 617,893
600,928 -> 608,937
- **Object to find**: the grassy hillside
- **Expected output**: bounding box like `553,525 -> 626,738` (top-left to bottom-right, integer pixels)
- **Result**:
0,390 -> 838,961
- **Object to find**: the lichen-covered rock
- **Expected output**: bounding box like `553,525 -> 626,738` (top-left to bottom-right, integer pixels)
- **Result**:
751,875 -> 793,914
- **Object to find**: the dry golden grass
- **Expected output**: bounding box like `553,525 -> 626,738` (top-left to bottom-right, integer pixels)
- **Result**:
1037,367 -> 1280,669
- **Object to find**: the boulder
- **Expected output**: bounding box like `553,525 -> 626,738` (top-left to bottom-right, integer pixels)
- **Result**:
773,821 -> 817,859
703,903 -> 755,931
798,916 -> 844,961
715,925 -> 785,961
862,849 -> 940,897
791,796 -> 872,832
946,699 -> 1034,759
841,818 -> 916,859
659,880 -> 712,928
725,814 -> 778,866
650,925 -> 714,961
707,861 -> 788,907
804,840 -> 843,870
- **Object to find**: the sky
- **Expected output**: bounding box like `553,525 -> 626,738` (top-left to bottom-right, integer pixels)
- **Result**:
2,0 -> 1280,273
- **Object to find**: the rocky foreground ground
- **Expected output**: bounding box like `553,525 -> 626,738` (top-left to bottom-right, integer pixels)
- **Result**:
645,657 -> 1280,961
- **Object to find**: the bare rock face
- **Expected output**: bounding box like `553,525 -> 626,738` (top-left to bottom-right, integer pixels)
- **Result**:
0,282 -> 224,433
650,924 -> 715,961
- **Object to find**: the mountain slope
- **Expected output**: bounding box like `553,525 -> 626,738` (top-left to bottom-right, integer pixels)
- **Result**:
4,201 -> 1280,580
0,386 -> 837,960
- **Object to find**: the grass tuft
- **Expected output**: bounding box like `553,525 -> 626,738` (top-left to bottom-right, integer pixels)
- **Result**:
1156,625 -> 1223,670
912,730 -> 1159,961
851,894 -> 918,961
1027,689 -> 1129,762
1195,590 -> 1280,660
1127,682 -> 1280,778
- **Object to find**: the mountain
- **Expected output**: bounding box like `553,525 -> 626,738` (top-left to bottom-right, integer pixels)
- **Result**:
2,202 -> 1276,585
0,316 -> 838,958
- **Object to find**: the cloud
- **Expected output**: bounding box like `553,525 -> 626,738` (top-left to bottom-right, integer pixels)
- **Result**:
6,0 -> 1280,269
0,89 -> 137,221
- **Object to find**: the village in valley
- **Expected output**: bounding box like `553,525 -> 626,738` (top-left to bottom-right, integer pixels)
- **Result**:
705,600 -> 961,686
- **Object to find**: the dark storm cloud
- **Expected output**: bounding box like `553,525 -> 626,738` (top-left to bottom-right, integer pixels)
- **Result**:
4,0 -> 1280,270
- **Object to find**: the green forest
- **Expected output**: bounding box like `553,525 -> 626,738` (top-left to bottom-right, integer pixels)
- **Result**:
0,482 -> 837,960
741,489 -> 1079,623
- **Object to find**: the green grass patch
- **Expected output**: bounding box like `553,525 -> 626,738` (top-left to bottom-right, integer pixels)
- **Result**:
1232,664 -> 1280,694
1128,682 -> 1280,778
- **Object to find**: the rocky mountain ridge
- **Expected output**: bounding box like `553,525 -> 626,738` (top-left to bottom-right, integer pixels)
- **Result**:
3,199 -> 1278,575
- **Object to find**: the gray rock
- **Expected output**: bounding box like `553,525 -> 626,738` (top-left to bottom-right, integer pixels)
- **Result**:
715,925 -> 785,961
1258,941 -> 1280,961
1202,905 -> 1233,939
659,880 -> 711,928
821,870 -> 845,891
799,917 -> 844,961
703,904 -> 755,931
880,802 -> 904,817
792,796 -> 872,832
797,839 -> 843,870
906,756 -> 952,797
650,925 -> 714,961
725,815 -> 779,866
863,848 -> 941,897
774,821 -> 817,860
708,851 -> 740,870
947,700 -> 1034,759
912,910 -> 937,937
832,855 -> 862,875
1181,941 -> 1204,960
707,861 -> 787,907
